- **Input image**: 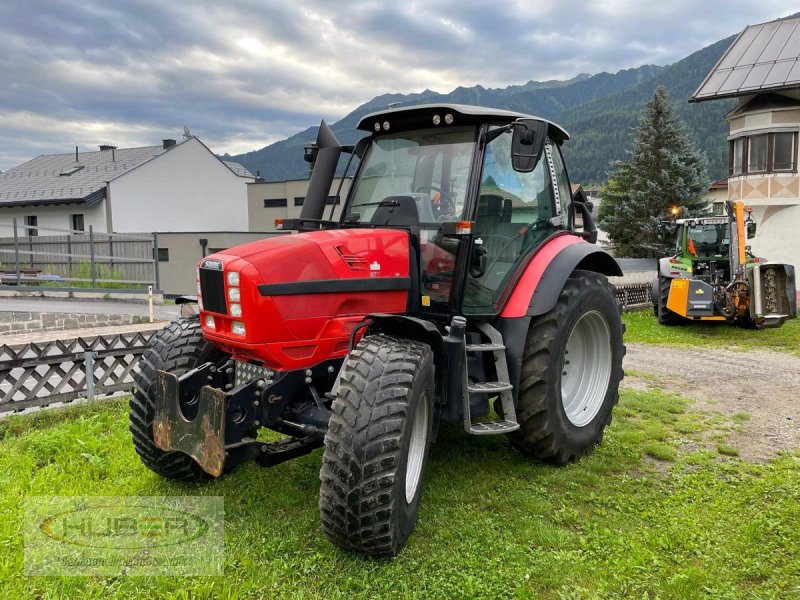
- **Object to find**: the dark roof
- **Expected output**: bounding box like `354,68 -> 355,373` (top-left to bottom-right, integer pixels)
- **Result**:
222,160 -> 254,178
0,138 -> 254,208
356,103 -> 570,141
692,17 -> 800,102
0,145 -> 163,207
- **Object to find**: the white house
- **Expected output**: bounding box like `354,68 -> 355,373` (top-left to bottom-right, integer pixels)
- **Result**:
692,17 -> 800,268
0,136 -> 254,235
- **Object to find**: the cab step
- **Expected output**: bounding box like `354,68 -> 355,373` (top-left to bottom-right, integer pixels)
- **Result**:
468,420 -> 520,435
450,318 -> 519,436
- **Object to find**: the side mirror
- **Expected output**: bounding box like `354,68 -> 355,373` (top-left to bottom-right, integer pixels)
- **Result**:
747,222 -> 757,239
511,119 -> 547,173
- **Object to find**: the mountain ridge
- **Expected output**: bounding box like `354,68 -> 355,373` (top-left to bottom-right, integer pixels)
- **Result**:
231,65 -> 665,183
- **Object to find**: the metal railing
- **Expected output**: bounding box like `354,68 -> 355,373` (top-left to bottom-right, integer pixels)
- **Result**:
0,219 -> 160,292
615,283 -> 653,311
0,330 -> 157,413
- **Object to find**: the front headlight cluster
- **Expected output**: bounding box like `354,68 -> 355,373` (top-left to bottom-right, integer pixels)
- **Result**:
227,271 -> 245,336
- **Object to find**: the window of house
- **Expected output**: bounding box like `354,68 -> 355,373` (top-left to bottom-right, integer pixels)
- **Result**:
773,132 -> 795,171
263,198 -> 287,208
157,248 -> 169,262
731,138 -> 745,175
730,132 -> 798,175
293,197 -> 305,206
71,214 -> 85,232
24,215 -> 38,237
747,134 -> 768,172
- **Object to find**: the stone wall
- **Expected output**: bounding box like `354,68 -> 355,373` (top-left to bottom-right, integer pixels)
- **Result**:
0,311 -> 150,335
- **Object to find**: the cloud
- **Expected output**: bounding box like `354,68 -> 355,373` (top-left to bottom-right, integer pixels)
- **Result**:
0,0 -> 794,169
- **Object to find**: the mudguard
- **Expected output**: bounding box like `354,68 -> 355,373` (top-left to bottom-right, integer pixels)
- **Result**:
500,235 -> 621,318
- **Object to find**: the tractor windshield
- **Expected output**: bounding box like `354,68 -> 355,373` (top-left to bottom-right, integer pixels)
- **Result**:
686,223 -> 729,258
344,126 -> 476,225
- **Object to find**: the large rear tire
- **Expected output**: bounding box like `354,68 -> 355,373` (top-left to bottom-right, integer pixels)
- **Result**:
511,270 -> 624,464
319,334 -> 434,556
657,275 -> 681,325
130,316 -> 227,481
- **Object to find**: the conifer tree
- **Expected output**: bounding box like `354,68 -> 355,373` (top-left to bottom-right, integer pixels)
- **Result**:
598,86 -> 708,257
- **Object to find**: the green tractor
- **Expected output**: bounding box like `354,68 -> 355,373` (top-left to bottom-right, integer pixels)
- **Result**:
653,200 -> 796,328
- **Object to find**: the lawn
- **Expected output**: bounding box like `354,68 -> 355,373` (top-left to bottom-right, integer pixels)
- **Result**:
1,392 -> 798,599
623,308 -> 800,356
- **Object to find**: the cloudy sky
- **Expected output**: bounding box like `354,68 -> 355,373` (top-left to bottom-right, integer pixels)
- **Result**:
0,0 -> 793,170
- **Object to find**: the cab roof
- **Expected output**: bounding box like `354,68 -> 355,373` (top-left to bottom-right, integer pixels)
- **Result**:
356,103 -> 570,142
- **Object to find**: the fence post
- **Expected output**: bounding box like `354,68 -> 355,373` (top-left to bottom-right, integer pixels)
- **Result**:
153,232 -> 161,291
12,217 -> 21,285
89,225 -> 97,287
83,351 -> 96,399
67,234 -> 73,275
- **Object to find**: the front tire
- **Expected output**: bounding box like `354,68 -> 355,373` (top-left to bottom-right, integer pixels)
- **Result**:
657,275 -> 681,325
511,270 -> 624,464
319,334 -> 435,556
130,316 -> 227,481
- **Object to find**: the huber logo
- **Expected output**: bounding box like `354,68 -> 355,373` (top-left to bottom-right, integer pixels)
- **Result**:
24,496 -> 224,576
40,504 -> 209,549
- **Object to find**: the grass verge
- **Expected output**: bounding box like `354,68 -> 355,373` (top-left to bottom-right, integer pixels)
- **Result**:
0,391 -> 798,599
623,308 -> 800,356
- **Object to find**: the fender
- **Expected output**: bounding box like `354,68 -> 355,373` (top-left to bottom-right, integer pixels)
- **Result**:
500,235 -> 622,318
658,257 -> 681,279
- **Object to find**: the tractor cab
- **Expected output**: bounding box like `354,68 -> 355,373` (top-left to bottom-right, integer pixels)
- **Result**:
325,105 -> 587,317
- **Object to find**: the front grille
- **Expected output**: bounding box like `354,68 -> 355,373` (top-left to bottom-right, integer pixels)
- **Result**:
200,267 -> 227,314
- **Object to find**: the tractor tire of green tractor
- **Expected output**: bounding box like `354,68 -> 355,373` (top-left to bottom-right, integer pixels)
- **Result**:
657,275 -> 682,326
510,270 -> 625,464
130,316 -> 228,481
319,334 -> 435,556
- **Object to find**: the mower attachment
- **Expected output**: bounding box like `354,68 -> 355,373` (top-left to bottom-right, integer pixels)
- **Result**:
153,370 -> 226,477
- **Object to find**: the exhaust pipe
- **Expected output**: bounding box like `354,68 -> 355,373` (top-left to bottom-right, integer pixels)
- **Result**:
300,120 -> 341,221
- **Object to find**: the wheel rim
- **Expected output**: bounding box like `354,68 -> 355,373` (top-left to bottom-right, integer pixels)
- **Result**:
561,310 -> 612,427
405,391 -> 429,504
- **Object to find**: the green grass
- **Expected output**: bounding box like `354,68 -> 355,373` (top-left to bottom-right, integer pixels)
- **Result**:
0,392 -> 798,599
623,309 -> 800,356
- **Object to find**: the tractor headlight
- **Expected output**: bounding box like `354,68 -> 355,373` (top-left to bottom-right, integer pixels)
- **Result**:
227,271 -> 240,286
204,314 -> 215,329
229,303 -> 242,318
231,321 -> 246,336
228,287 -> 241,302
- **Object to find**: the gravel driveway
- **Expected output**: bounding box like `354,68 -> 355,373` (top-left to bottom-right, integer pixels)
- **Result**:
623,343 -> 800,461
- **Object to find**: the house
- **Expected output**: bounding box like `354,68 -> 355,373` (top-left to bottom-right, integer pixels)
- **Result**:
0,136 -> 254,234
247,177 -> 351,231
691,16 -> 800,267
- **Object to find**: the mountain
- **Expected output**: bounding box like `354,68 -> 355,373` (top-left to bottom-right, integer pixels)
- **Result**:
559,36 -> 737,184
229,13 -> 797,186
231,67 -> 662,182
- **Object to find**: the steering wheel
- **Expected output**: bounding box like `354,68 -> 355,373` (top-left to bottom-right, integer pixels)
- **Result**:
415,185 -> 456,219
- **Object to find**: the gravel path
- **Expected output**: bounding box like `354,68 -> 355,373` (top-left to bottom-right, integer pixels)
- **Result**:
623,343 -> 800,461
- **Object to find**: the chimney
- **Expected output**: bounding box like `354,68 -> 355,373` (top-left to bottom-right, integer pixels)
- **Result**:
163,139 -> 176,150
75,146 -> 79,162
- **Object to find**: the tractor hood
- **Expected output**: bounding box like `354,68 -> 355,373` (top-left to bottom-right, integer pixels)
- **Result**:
197,228 -> 411,369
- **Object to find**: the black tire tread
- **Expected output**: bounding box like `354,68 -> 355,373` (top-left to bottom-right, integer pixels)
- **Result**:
511,271 -> 625,464
129,316 -> 225,481
657,275 -> 682,325
319,334 -> 431,556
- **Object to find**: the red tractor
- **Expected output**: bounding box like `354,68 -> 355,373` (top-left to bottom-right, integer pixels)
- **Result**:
131,104 -> 625,556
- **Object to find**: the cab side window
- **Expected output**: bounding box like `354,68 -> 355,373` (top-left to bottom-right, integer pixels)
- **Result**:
464,129 -> 558,314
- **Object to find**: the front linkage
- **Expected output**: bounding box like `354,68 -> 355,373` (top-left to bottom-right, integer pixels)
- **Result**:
152,358 -> 342,476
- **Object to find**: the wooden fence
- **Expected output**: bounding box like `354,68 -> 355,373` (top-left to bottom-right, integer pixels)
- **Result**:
0,330 -> 155,413
0,219 -> 158,290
